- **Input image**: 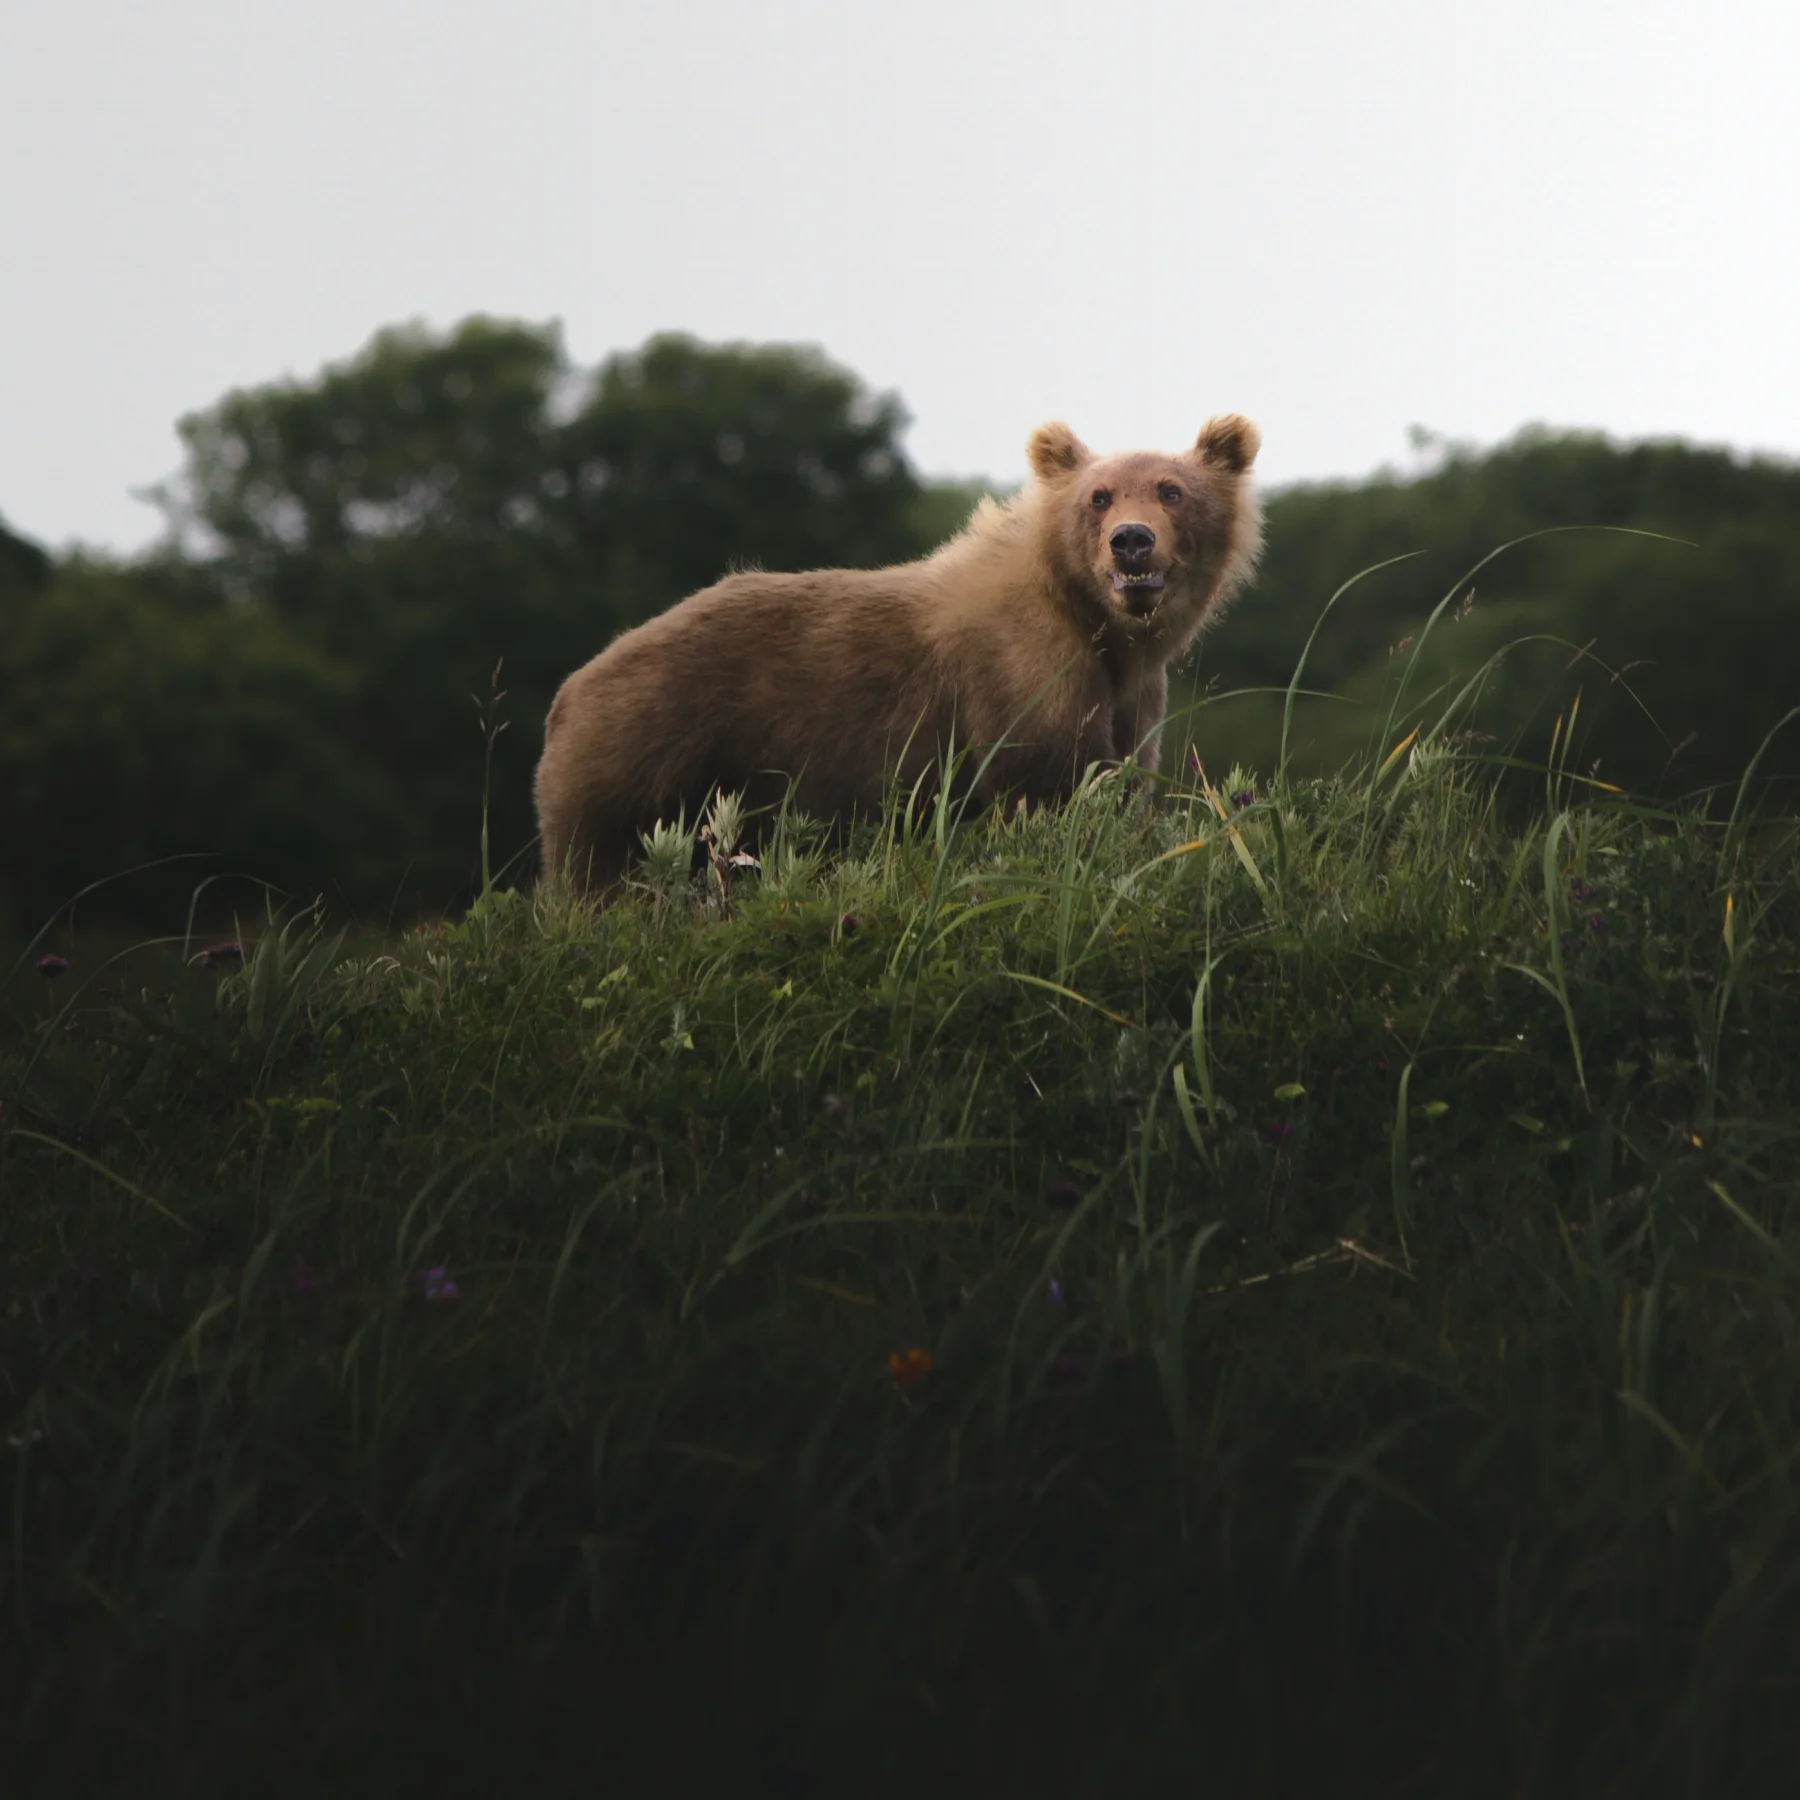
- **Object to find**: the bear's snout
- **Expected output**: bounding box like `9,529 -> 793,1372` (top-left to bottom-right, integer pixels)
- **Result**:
1109,522 -> 1157,568
1108,520 -> 1165,611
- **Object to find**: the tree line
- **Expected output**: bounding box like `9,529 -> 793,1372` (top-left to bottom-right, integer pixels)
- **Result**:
4,317 -> 1796,933
1183,426 -> 1800,805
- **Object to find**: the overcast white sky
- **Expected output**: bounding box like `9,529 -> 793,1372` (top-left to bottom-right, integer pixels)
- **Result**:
2,0 -> 1795,555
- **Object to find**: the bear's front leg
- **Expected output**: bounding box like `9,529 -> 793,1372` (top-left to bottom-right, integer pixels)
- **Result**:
1113,665 -> 1168,784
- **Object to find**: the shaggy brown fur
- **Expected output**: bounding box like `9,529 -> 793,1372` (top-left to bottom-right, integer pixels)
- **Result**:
535,414 -> 1262,891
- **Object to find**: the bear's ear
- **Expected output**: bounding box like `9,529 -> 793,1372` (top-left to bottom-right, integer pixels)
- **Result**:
1027,422 -> 1091,480
1196,415 -> 1261,474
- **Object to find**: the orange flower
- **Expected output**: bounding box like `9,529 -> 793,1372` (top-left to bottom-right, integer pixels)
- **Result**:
888,1347 -> 933,1387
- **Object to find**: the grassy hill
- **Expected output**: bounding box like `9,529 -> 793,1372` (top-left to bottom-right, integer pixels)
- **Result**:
4,743 -> 1799,1792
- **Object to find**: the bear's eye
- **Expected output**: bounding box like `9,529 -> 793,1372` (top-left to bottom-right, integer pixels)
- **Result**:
1158,483 -> 1182,507
1090,489 -> 1111,511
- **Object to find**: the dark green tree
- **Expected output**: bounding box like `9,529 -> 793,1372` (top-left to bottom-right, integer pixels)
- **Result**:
0,514 -> 51,604
556,332 -> 924,616
154,315 -> 570,643
139,318 -> 575,908
0,559 -> 398,934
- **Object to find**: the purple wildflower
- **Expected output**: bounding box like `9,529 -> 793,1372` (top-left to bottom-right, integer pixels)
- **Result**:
1588,913 -> 1607,934
1571,879 -> 1597,902
1047,1278 -> 1066,1310
1045,1177 -> 1083,1210
36,954 -> 70,979
411,1266 -> 460,1303
1267,1119 -> 1295,1145
1232,790 -> 1255,810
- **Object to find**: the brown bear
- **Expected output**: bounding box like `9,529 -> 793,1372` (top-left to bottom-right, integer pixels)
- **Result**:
535,414 -> 1262,891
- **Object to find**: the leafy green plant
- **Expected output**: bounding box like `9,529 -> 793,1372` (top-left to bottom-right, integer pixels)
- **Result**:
218,901 -> 346,1078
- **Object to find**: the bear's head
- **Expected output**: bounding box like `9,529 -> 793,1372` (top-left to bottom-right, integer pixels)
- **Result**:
1027,415 -> 1262,648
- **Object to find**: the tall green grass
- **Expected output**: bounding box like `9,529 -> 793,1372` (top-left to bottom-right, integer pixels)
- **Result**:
3,626 -> 1799,1793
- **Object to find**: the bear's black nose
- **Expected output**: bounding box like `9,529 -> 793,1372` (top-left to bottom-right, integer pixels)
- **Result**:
1109,522 -> 1156,569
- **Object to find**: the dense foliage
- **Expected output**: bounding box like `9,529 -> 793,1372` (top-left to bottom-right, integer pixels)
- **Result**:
1,557 -> 389,926
1183,428 -> 1800,803
4,758 -> 1797,1790
0,513 -> 51,601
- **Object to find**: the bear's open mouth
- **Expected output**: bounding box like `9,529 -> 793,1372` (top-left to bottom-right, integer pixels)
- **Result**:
1112,569 -> 1165,614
